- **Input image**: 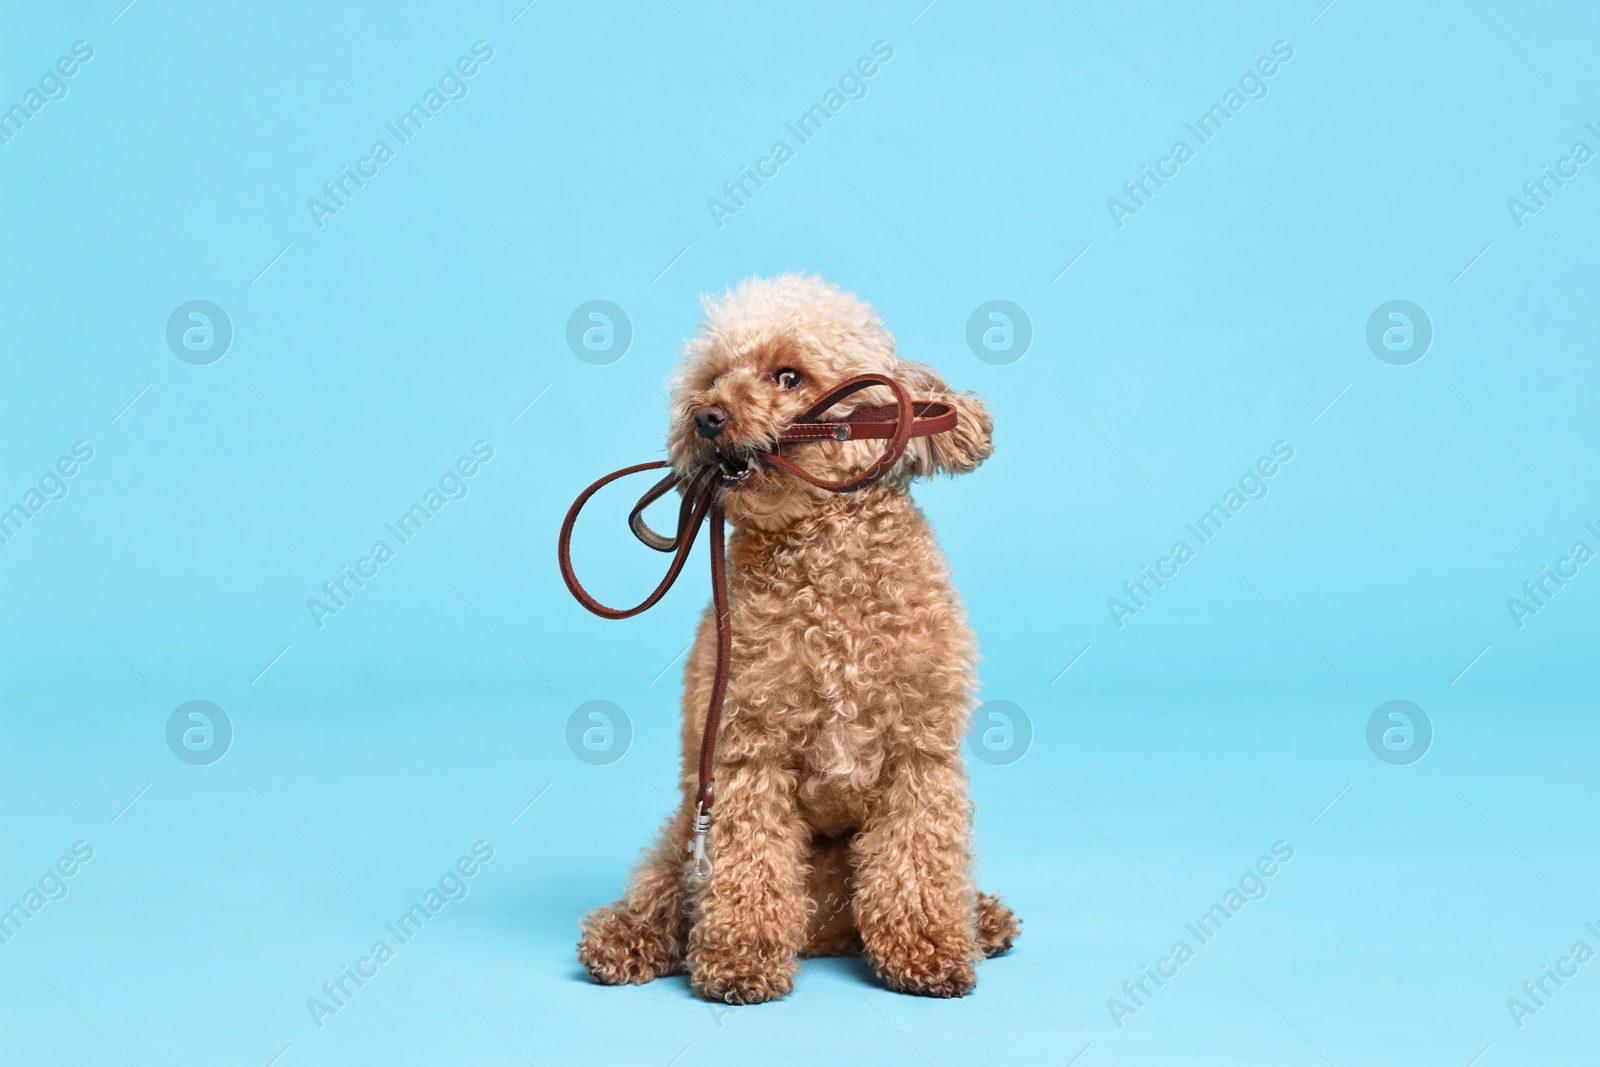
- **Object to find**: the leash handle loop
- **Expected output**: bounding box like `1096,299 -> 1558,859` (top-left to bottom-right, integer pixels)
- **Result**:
557,461 -> 711,620
756,374 -> 917,492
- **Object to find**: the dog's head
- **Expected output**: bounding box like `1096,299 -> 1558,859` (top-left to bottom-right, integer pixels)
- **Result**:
666,275 -> 992,529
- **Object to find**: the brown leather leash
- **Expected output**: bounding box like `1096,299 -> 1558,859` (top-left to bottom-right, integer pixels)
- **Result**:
557,374 -> 958,878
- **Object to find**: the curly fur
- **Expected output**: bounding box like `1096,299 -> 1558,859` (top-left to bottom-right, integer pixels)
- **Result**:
577,275 -> 1019,1002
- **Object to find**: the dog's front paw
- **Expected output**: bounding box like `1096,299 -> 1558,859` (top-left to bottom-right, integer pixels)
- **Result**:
578,905 -> 679,985
869,931 -> 980,998
882,956 -> 977,999
688,939 -> 797,1004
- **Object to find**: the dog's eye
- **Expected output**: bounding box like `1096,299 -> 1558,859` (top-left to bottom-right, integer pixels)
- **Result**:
774,368 -> 803,391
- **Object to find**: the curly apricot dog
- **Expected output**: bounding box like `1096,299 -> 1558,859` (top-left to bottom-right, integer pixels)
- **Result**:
577,275 -> 1019,1003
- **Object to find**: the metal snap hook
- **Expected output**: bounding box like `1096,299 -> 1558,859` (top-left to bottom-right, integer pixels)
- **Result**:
686,805 -> 713,880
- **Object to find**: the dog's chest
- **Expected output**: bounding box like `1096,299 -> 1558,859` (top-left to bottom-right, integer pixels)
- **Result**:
733,542 -> 900,662
728,540 -> 933,752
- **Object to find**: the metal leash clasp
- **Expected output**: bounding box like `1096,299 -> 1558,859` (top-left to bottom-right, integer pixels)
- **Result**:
687,804 -> 713,880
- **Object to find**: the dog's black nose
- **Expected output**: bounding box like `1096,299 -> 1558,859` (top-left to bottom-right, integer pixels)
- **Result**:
694,405 -> 728,440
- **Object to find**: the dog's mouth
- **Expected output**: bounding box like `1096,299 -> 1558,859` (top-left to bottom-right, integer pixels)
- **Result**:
712,446 -> 757,488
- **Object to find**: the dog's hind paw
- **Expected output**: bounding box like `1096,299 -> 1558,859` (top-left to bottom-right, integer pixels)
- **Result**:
577,905 -> 679,985
976,891 -> 1021,958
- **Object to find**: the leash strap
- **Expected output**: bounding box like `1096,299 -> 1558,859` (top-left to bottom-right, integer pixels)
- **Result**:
556,374 -> 957,878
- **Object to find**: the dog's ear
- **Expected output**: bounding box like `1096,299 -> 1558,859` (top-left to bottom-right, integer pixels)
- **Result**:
897,361 -> 993,478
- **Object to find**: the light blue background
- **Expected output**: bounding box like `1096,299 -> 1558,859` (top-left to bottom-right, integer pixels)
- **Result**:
2,1 -> 1596,1064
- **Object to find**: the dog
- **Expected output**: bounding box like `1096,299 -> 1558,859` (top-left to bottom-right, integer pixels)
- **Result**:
577,274 -> 1019,1003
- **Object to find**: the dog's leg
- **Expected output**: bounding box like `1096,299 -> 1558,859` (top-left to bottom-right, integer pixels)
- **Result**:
576,802 -> 693,985
686,759 -> 809,1004
579,614 -> 718,986
850,754 -> 982,998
